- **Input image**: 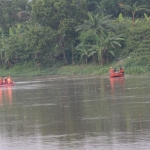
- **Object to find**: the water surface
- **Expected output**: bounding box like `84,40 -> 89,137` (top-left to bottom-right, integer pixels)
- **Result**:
0,75 -> 150,150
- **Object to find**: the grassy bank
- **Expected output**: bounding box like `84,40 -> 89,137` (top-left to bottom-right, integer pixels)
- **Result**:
0,64 -> 109,76
53,65 -> 149,75
0,62 -> 149,77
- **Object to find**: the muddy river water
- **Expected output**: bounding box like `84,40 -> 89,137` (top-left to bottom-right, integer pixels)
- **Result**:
0,75 -> 150,150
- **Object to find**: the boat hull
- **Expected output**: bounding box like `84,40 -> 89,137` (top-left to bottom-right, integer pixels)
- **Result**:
0,82 -> 15,87
110,72 -> 124,78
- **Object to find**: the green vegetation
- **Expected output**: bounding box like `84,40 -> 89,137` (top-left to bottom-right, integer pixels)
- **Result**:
0,62 -> 148,77
0,0 -> 150,76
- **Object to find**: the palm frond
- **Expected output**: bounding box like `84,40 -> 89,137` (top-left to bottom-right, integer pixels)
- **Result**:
120,5 -> 132,12
137,5 -> 148,9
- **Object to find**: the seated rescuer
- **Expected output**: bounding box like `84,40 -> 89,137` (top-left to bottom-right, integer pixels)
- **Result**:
110,67 -> 116,73
0,77 -> 3,84
110,67 -> 113,73
3,76 -> 8,84
7,76 -> 12,84
120,67 -> 124,74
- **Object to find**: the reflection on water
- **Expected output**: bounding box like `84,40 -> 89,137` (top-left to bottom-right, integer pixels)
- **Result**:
110,77 -> 124,94
0,75 -> 150,149
0,87 -> 13,106
0,88 -> 2,106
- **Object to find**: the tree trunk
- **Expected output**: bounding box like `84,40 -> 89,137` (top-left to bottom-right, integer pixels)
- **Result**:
8,60 -> 11,68
132,12 -> 135,27
86,57 -> 87,64
92,54 -> 96,63
72,48 -> 75,65
1,56 -> 4,67
60,34 -> 67,64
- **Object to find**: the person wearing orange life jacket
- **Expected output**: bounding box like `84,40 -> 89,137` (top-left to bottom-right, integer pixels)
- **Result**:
109,67 -> 112,73
109,67 -> 114,73
7,76 -> 13,84
120,67 -> 124,75
0,77 -> 3,85
3,76 -> 8,84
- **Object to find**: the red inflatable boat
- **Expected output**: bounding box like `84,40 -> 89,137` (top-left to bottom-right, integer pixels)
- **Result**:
0,82 -> 15,87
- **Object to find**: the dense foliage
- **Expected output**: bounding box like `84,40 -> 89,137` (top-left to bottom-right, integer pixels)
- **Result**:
0,0 -> 150,70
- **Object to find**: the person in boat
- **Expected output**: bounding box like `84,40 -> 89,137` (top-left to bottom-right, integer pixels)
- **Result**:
7,76 -> 13,84
0,77 -> 3,85
120,67 -> 124,74
3,76 -> 8,84
110,67 -> 114,73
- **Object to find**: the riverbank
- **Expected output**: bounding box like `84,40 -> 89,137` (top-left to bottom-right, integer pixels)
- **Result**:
0,64 -> 109,76
0,63 -> 149,77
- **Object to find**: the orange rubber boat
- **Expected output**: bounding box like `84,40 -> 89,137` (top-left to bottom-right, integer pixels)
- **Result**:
0,82 -> 15,87
109,67 -> 124,78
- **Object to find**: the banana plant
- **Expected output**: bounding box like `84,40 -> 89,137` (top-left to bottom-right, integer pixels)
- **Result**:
144,13 -> 150,21
76,42 -> 93,64
88,33 -> 124,65
126,18 -> 140,27
116,13 -> 125,24
76,12 -> 113,36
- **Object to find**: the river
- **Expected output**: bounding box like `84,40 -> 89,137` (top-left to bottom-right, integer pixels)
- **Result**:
0,75 -> 150,150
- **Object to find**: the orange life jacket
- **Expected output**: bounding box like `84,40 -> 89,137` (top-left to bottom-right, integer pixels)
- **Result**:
120,68 -> 124,73
110,69 -> 114,73
3,77 -> 8,84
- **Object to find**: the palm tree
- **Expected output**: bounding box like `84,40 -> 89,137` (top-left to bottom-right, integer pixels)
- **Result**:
119,1 -> 150,27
